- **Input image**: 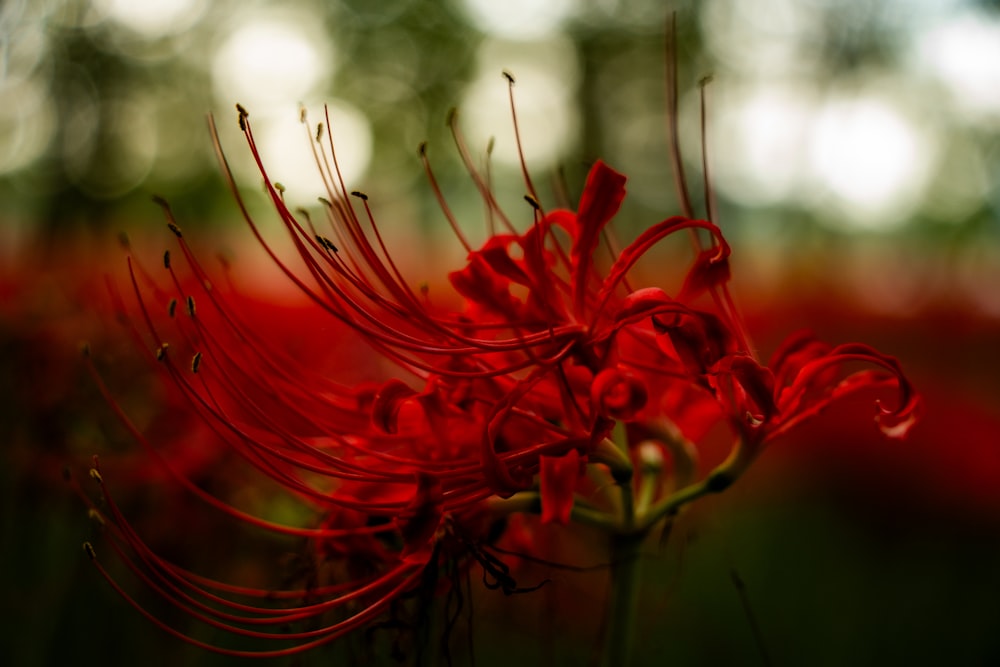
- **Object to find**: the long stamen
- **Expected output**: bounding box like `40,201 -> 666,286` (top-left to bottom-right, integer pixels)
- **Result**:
665,13 -> 696,227
485,136 -> 497,236
503,70 -> 542,209
699,75 -> 718,225
419,141 -> 473,253
693,77 -> 755,357
447,108 -> 517,235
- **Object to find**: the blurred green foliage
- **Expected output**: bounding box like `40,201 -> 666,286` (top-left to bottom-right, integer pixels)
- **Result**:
4,0 -> 997,249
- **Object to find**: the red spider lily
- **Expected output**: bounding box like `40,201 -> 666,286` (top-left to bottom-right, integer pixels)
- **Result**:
79,69 -> 919,658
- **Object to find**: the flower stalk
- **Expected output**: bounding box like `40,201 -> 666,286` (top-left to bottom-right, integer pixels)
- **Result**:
605,531 -> 643,667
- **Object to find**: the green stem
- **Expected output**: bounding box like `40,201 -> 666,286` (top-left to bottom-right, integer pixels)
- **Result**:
490,437 -> 756,667
635,438 -> 755,533
603,533 -> 642,667
603,451 -> 640,667
620,474 -> 635,532
570,502 -> 622,532
487,491 -> 621,532
635,476 -> 714,534
486,492 -> 540,517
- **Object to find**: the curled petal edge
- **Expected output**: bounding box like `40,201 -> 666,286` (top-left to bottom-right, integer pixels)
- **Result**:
775,342 -> 920,441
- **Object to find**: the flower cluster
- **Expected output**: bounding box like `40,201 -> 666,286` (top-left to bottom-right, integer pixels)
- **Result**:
79,80 -> 918,659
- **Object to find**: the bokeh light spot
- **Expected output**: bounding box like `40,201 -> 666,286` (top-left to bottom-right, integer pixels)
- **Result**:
916,12 -> 1000,120
212,15 -> 332,111
808,96 -> 933,230
0,78 -> 55,176
94,0 -> 204,37
458,0 -> 575,40
711,84 -> 814,207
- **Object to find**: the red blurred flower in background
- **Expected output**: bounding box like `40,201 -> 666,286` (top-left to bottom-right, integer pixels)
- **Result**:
78,76 -> 918,662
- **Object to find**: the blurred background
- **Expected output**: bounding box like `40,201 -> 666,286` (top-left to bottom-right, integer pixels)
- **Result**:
2,0 -> 999,665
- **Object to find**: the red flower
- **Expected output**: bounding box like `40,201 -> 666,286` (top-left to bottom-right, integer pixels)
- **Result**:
81,83 -> 919,657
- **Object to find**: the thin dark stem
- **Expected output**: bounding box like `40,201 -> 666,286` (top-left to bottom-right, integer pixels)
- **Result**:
731,569 -> 773,667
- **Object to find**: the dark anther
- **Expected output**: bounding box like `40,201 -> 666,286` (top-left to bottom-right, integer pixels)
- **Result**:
236,103 -> 249,130
502,69 -> 516,84
191,352 -> 202,374
83,542 -> 96,560
316,235 -> 338,253
186,296 -> 196,317
350,191 -> 369,201
163,250 -> 171,269
167,222 -> 182,238
523,194 -> 541,211
167,298 -> 177,318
